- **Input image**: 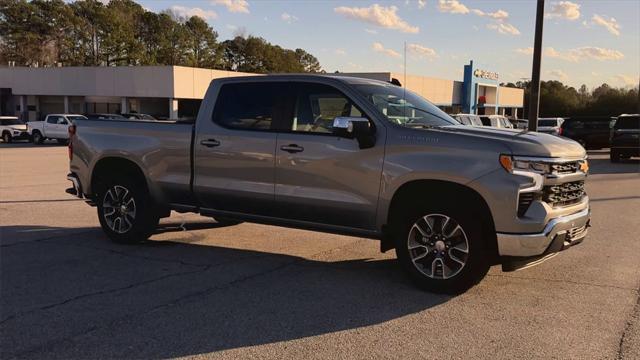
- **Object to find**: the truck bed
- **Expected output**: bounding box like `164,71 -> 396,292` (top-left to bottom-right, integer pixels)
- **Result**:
71,119 -> 194,205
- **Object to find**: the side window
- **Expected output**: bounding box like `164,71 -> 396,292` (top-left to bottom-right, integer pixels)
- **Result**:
213,82 -> 285,131
57,117 -> 68,125
46,116 -> 59,124
292,83 -> 362,134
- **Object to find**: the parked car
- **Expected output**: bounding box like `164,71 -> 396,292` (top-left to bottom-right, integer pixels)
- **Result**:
610,114 -> 640,162
451,113 -> 483,126
479,115 -> 514,129
560,116 -> 614,149
537,118 -> 564,136
85,113 -> 127,120
0,116 -> 29,143
122,113 -> 156,120
28,114 -> 87,144
511,119 -> 528,130
66,75 -> 590,294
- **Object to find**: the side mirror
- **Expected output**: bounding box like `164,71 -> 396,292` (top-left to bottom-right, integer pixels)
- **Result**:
332,116 -> 375,149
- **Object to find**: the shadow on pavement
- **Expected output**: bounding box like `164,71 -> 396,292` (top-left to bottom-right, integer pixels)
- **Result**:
0,140 -> 64,148
1,222 -> 449,358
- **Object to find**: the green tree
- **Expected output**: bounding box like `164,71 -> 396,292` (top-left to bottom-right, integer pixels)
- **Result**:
184,16 -> 219,68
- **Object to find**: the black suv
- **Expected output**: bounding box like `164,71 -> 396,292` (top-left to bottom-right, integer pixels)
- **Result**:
560,116 -> 614,149
610,114 -> 640,162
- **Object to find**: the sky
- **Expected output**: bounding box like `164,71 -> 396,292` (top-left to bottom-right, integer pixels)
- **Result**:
137,0 -> 639,89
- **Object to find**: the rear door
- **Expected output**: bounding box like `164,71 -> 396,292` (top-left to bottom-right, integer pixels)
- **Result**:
272,81 -> 384,230
44,116 -> 62,137
193,82 -> 289,215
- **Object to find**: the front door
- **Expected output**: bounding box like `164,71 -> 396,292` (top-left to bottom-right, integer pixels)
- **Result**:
273,82 -> 385,230
194,82 -> 289,215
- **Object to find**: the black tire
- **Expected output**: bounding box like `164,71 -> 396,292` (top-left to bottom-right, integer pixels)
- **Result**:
32,131 -> 44,144
57,138 -> 69,145
394,202 -> 490,294
610,150 -> 620,163
212,217 -> 244,226
96,175 -> 160,244
2,132 -> 11,143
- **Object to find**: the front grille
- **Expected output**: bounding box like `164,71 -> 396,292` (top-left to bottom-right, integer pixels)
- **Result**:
551,162 -> 579,174
566,224 -> 588,241
543,180 -> 585,207
517,192 -> 536,217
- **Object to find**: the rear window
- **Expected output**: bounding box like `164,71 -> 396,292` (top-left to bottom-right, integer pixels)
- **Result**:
213,82 -> 287,131
1,118 -> 22,125
615,116 -> 640,130
538,119 -> 558,127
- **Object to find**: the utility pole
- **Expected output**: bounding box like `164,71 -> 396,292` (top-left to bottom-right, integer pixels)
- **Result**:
528,0 -> 545,132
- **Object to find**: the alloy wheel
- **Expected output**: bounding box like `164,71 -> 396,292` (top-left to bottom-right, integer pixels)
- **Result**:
102,185 -> 137,234
407,213 -> 470,280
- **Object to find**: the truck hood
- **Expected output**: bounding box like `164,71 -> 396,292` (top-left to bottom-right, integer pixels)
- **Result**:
441,125 -> 586,158
8,124 -> 27,131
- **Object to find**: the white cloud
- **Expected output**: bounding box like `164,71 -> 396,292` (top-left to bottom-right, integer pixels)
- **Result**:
487,22 -> 520,35
515,47 -> 534,55
515,46 -> 624,62
418,0 -> 427,9
591,14 -> 621,36
547,69 -> 569,81
437,0 -> 469,14
407,43 -> 438,59
334,49 -> 347,56
281,12 -> 298,23
334,4 -> 419,33
170,5 -> 217,20
211,0 -> 249,14
364,28 -> 378,34
471,9 -> 509,20
613,74 -> 638,87
372,42 -> 401,58
546,1 -> 580,20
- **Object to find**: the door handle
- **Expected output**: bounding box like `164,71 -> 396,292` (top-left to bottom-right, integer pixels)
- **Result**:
280,144 -> 304,153
200,139 -> 220,147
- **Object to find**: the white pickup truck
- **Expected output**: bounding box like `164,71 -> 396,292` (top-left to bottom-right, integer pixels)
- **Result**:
28,114 -> 87,144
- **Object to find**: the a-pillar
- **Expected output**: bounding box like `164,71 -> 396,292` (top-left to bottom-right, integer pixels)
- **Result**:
169,98 -> 179,119
121,97 -> 129,114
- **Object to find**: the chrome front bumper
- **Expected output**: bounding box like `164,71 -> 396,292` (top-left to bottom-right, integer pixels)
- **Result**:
496,207 -> 590,258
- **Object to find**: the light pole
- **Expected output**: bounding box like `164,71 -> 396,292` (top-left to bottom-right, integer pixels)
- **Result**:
528,0 -> 545,132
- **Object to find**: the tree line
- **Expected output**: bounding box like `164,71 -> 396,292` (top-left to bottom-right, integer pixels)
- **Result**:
501,80 -> 639,118
0,0 -> 322,73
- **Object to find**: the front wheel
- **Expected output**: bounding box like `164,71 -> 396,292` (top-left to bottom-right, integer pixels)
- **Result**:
97,177 -> 159,244
395,206 -> 490,294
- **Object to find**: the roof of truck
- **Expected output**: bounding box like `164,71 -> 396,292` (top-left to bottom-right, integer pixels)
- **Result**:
216,73 -> 394,86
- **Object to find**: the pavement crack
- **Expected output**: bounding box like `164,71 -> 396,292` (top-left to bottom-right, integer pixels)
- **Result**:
0,266 -> 210,326
617,280 -> 640,360
487,273 -> 640,292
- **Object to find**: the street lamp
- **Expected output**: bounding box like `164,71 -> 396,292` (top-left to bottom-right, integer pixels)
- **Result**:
528,0 -> 545,132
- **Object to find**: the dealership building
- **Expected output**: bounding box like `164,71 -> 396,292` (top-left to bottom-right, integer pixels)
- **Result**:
0,61 -> 523,121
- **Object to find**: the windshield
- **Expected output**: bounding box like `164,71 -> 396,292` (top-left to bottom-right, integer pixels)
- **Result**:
66,115 -> 87,121
539,119 -> 559,127
614,116 -> 640,130
354,84 -> 456,128
1,118 -> 23,125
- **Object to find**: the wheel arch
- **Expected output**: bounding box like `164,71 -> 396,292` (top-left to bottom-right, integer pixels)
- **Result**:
381,179 -> 498,262
90,157 -> 149,200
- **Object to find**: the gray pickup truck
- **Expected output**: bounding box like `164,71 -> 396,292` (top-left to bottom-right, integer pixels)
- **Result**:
66,75 -> 590,293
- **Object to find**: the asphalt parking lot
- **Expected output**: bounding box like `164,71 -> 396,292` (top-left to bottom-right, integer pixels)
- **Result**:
1,143 -> 639,359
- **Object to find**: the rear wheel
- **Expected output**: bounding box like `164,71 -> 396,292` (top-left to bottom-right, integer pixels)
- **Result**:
610,149 -> 620,163
2,132 -> 11,143
32,131 -> 44,144
395,204 -> 490,294
97,176 -> 159,244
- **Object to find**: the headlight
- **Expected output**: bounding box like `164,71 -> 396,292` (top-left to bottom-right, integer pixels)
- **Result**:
499,155 -> 550,175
